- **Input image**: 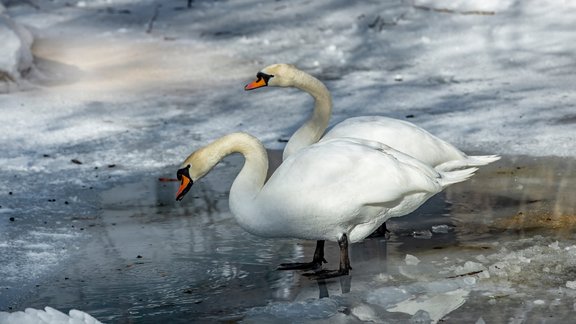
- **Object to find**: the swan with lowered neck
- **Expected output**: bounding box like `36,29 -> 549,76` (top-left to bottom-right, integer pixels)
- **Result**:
176,132 -> 477,278
244,63 -> 500,171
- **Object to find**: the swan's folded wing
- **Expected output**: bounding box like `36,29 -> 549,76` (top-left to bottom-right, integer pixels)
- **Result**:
263,138 -> 443,208
322,116 -> 468,166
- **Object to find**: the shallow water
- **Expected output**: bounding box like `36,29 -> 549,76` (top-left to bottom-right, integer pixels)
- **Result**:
6,154 -> 576,323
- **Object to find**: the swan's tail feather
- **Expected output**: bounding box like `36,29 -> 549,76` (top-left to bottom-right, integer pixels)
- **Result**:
466,154 -> 501,166
435,155 -> 501,172
439,167 -> 478,188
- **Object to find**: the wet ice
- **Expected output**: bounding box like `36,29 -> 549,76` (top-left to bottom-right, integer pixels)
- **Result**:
1,0 -> 576,322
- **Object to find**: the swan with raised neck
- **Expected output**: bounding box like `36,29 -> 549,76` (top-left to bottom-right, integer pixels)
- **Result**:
245,63 -> 332,160
245,63 -> 500,171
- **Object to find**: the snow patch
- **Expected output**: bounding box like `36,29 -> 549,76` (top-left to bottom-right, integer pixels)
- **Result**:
0,10 -> 35,92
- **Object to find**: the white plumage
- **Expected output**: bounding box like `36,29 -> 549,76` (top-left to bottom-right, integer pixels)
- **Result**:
176,132 -> 477,277
245,63 -> 500,171
0,306 -> 102,324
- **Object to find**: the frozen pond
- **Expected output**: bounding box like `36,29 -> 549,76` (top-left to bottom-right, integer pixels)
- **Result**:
2,0 -> 576,322
3,154 -> 575,323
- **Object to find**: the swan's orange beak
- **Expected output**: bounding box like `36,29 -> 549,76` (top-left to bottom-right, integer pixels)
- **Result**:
244,77 -> 267,90
176,165 -> 193,201
245,72 -> 273,90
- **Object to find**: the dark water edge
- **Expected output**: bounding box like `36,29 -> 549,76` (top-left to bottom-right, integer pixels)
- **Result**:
3,154 -> 576,323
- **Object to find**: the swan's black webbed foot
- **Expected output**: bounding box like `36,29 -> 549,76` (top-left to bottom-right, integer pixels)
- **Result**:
277,240 -> 327,271
304,234 -> 352,280
277,261 -> 324,271
302,268 -> 349,280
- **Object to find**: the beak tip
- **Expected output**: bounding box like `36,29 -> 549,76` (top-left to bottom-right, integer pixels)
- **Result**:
244,77 -> 268,91
175,190 -> 187,201
175,171 -> 193,202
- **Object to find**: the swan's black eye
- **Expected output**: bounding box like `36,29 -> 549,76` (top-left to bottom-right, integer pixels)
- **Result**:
177,164 -> 191,181
256,72 -> 274,85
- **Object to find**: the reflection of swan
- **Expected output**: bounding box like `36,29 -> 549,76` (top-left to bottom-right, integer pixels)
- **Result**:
175,132 -> 477,278
0,306 -> 103,324
244,63 -> 500,171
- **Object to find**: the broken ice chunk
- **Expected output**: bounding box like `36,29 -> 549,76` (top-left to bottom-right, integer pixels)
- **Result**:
431,225 -> 451,234
412,230 -> 432,239
405,254 -> 421,266
566,281 -> 576,289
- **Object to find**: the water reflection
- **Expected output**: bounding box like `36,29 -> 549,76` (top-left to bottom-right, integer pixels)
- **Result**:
444,155 -> 576,239
14,155 -> 576,322
317,276 -> 351,298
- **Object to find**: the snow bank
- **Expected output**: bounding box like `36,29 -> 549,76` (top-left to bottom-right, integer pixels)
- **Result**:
0,7 -> 34,92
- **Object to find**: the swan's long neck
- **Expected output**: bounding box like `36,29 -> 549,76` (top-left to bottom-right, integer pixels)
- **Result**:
183,133 -> 269,233
283,70 -> 332,160
184,132 -> 268,201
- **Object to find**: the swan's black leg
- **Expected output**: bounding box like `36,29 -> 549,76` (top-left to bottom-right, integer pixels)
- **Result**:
277,240 -> 327,271
303,234 -> 351,279
368,222 -> 390,239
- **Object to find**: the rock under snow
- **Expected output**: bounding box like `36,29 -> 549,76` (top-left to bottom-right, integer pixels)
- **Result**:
0,9 -> 34,92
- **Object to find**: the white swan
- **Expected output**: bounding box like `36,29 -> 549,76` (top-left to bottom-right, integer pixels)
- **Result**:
0,306 -> 103,324
175,132 -> 477,278
244,63 -> 500,171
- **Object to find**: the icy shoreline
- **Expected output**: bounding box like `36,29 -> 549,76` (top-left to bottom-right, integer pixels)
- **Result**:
2,155 -> 575,323
1,0 -> 575,322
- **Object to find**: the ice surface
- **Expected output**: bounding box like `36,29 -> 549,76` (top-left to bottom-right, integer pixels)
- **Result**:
412,230 -> 433,239
388,288 -> 468,323
413,0 -> 515,12
245,298 -> 340,321
1,0 -> 576,322
430,224 -> 450,234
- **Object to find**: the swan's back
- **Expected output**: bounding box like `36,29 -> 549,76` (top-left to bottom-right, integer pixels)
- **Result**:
270,138 -> 443,200
322,116 -> 468,167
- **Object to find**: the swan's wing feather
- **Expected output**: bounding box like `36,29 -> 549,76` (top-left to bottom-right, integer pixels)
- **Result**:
265,138 -> 442,207
259,138 -> 444,240
322,116 -> 467,166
